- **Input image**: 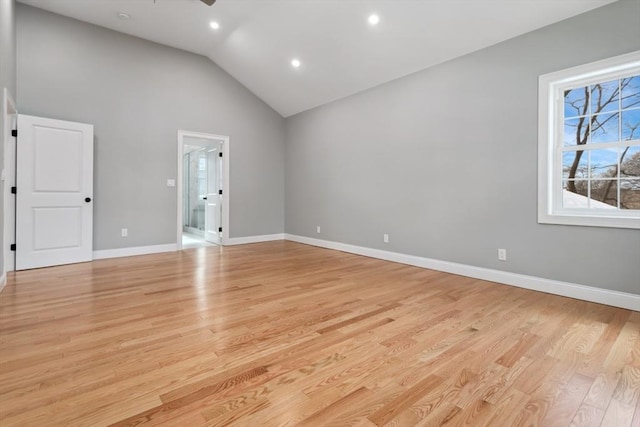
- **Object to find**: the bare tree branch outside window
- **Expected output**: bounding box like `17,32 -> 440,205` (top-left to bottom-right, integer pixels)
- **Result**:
563,76 -> 640,209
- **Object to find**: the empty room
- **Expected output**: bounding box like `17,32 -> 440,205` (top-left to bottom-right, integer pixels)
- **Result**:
1,0 -> 639,425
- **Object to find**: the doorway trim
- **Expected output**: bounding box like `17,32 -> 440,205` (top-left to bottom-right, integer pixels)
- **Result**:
177,130 -> 229,249
3,88 -> 17,279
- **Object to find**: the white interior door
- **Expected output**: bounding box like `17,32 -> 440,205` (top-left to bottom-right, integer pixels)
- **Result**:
204,145 -> 221,244
16,114 -> 94,270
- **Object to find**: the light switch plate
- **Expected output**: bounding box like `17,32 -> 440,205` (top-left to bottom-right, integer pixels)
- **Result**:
167,179 -> 176,187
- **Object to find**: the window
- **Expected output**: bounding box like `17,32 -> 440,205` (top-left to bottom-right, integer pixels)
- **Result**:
538,51 -> 640,229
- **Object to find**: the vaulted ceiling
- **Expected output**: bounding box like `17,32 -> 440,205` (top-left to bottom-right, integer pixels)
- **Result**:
17,0 -> 617,117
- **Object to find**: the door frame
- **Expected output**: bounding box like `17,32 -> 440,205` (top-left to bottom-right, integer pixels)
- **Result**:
3,88 -> 17,274
177,130 -> 229,249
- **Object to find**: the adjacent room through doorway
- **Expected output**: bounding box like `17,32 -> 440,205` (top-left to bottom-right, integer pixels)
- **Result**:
177,132 -> 227,250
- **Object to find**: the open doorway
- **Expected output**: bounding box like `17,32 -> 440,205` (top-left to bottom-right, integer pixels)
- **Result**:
182,143 -> 217,248
177,131 -> 229,250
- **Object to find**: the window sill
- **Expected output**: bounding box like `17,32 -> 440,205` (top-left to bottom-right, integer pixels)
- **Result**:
538,211 -> 640,229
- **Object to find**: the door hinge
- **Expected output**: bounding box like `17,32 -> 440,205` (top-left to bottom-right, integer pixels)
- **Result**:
218,152 -> 223,158
10,244 -> 16,251
11,186 -> 16,194
11,129 -> 17,138
218,227 -> 222,232
218,189 -> 222,195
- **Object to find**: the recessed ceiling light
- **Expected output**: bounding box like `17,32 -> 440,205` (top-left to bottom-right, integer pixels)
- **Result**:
117,11 -> 130,20
291,59 -> 301,68
209,21 -> 220,30
368,14 -> 380,26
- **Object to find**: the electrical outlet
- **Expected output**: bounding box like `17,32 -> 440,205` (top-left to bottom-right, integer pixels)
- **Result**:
383,234 -> 389,243
498,248 -> 507,261
167,179 -> 176,187
121,228 -> 128,237
316,226 -> 321,234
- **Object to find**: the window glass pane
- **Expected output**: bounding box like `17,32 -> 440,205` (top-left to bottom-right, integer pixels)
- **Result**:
564,118 -> 588,146
621,109 -> 640,141
590,79 -> 619,114
621,145 -> 640,178
564,86 -> 588,118
563,180 -> 588,208
590,180 -> 618,208
563,151 -> 587,179
621,179 -> 640,210
621,75 -> 640,110
590,112 -> 619,144
590,148 -> 618,179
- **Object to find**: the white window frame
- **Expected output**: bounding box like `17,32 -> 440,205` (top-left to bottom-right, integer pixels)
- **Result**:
538,51 -> 640,229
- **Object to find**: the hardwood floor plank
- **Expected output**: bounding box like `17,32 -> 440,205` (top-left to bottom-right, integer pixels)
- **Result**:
480,387 -> 530,427
0,241 -> 637,426
367,374 -> 444,426
298,386 -> 373,426
512,379 -> 565,427
633,395 -> 640,427
569,403 -> 605,427
496,332 -> 540,368
541,373 -> 594,426
600,366 -> 640,427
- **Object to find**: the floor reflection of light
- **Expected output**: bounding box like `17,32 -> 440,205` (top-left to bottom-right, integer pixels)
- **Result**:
193,247 -> 226,319
189,246 -> 230,334
194,247 -> 209,311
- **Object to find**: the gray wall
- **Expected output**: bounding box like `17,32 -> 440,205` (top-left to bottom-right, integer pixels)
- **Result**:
17,5 -> 285,250
0,0 -> 16,276
285,0 -> 640,294
0,0 -> 15,96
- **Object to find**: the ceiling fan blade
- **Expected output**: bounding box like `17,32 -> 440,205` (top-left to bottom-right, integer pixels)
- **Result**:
200,0 -> 216,5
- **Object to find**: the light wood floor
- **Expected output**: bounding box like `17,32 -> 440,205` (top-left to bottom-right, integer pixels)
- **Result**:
0,241 -> 638,426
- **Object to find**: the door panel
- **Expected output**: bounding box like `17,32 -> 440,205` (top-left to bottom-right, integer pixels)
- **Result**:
16,115 -> 93,270
205,145 -> 221,244
205,199 -> 218,244
33,127 -> 83,191
33,207 -> 82,249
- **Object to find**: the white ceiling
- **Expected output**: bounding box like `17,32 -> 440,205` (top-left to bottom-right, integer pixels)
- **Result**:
18,0 -> 617,117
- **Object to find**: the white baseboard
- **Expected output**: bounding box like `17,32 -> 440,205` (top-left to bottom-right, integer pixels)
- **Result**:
92,234 -> 284,259
0,271 -> 6,293
93,243 -> 177,260
226,233 -> 285,246
284,234 -> 639,311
